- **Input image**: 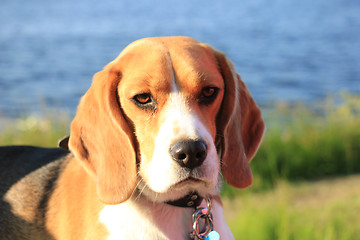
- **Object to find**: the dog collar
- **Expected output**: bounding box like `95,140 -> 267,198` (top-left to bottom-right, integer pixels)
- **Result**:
166,192 -> 203,208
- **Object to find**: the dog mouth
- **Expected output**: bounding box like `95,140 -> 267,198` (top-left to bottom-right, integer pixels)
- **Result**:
173,177 -> 202,188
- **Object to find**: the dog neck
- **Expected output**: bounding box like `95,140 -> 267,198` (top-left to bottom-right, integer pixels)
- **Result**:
47,159 -> 233,240
165,192 -> 204,208
99,196 -> 195,240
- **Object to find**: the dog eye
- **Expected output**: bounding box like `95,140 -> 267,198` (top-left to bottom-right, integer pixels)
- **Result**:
133,93 -> 152,104
199,87 -> 219,105
202,87 -> 216,98
132,93 -> 157,111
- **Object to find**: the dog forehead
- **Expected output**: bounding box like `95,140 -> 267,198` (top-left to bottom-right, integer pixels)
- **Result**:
122,36 -> 202,52
116,37 -> 222,91
118,39 -> 171,71
114,39 -> 173,92
118,37 -> 216,70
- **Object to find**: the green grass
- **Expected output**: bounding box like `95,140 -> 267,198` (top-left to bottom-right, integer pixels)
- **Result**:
257,93 -> 359,181
223,92 -> 360,196
0,112 -> 69,147
225,175 -> 360,240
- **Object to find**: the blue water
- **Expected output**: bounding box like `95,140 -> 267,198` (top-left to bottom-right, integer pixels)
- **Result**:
0,0 -> 359,118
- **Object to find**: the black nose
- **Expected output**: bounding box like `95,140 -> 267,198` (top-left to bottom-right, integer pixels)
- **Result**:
170,140 -> 207,169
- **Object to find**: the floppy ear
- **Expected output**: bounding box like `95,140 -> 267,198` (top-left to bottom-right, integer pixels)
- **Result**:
69,61 -> 137,205
215,51 -> 265,189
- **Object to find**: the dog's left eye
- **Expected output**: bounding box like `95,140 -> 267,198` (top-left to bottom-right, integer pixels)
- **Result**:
199,87 -> 219,105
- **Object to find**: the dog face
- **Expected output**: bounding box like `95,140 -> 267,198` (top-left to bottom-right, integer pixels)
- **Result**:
68,37 -> 265,204
117,39 -> 225,201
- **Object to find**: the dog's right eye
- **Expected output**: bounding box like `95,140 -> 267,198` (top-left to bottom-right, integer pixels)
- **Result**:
133,93 -> 152,104
132,93 -> 157,111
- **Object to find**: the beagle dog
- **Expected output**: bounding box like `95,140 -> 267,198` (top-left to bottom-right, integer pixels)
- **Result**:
0,36 -> 265,240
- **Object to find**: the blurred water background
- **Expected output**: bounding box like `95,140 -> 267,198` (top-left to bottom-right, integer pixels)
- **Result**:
0,0 -> 359,118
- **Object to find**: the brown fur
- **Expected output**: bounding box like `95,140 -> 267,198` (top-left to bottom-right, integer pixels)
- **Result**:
0,36 -> 264,239
214,50 -> 265,188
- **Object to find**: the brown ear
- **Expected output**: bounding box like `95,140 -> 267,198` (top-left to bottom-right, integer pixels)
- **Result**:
215,51 -> 265,189
69,61 -> 137,204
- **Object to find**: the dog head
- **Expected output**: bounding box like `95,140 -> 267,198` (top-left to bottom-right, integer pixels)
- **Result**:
68,36 -> 265,205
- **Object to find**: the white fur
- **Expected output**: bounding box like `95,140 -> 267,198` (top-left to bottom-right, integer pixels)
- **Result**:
138,84 -> 220,202
99,197 -> 235,240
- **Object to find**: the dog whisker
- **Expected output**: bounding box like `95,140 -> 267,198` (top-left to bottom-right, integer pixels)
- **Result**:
130,173 -> 146,200
135,183 -> 147,201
